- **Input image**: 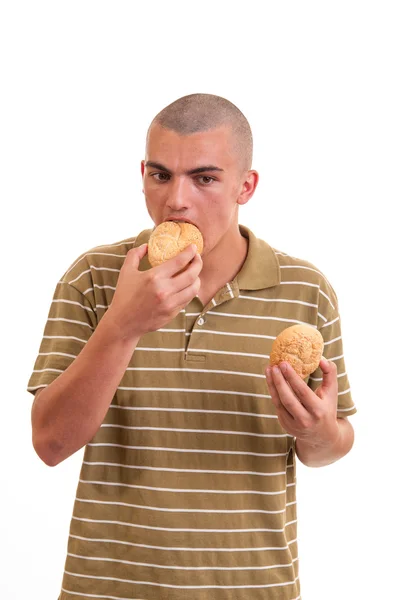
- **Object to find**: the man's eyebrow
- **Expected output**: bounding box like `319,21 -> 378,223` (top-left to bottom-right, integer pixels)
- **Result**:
145,161 -> 224,175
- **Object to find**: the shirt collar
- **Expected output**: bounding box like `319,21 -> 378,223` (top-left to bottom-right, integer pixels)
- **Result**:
133,223 -> 280,290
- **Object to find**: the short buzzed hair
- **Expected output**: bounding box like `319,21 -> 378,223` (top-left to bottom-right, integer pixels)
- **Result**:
147,93 -> 253,172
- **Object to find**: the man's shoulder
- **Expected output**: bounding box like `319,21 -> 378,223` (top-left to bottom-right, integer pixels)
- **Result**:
270,245 -> 337,303
59,234 -> 138,286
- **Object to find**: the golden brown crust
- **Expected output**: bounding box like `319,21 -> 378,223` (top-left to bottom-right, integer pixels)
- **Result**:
148,221 -> 204,267
269,324 -> 324,379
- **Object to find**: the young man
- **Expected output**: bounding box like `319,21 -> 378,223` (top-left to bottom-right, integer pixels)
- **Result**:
28,93 -> 356,599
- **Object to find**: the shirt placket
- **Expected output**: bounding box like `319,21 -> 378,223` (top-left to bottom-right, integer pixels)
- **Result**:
183,278 -> 240,362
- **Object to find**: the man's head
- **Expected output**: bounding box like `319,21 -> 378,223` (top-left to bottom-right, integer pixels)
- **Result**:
141,93 -> 259,256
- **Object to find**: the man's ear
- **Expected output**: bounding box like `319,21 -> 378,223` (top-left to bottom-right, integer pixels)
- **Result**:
237,170 -> 259,206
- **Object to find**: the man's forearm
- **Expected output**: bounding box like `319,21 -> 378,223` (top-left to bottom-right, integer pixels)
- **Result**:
295,417 -> 354,467
31,309 -> 140,467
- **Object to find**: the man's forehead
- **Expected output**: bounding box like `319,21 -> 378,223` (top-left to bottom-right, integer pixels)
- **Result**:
146,125 -> 237,169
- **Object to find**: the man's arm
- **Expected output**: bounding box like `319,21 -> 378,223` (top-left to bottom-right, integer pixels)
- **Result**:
295,417 -> 354,467
31,243 -> 202,467
31,309 -> 140,467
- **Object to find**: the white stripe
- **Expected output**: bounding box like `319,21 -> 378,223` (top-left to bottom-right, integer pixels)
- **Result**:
280,264 -> 324,277
83,460 -> 285,478
75,497 -> 287,514
33,368 -> 63,373
321,316 -> 340,329
317,312 -> 327,322
38,352 -> 76,359
110,406 -> 276,419
64,252 -> 126,277
94,240 -> 134,249
69,533 -> 295,552
126,366 -> 267,379
75,497 -> 286,514
329,354 -> 344,361
309,371 -> 347,382
280,281 -> 319,289
188,329 -> 276,340
79,479 -> 287,495
69,266 -> 120,284
52,299 -> 95,313
239,295 -> 317,308
72,515 -> 284,533
101,425 -> 285,439
27,384 -> 48,391
156,328 -> 185,332
61,586 -> 300,600
68,551 -> 294,571
43,335 -> 87,344
324,336 -> 342,346
186,312 -> 202,317
64,570 -> 299,590
206,311 -> 315,326
135,347 -> 186,353
338,405 -> 356,412
319,288 -> 335,309
88,443 -> 287,458
186,349 -> 269,358
47,317 -> 93,329
117,386 -> 270,399
61,589 -> 146,600
226,282 -> 234,298
337,388 -> 351,396
211,297 -> 217,306
94,283 -> 116,290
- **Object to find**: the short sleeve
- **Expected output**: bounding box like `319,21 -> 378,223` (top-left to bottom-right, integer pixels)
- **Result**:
307,278 -> 357,417
26,278 -> 97,395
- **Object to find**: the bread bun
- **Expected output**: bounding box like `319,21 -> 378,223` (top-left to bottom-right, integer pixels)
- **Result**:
269,324 -> 324,379
148,221 -> 204,268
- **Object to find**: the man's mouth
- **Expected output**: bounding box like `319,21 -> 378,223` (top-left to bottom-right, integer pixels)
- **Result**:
165,217 -> 197,228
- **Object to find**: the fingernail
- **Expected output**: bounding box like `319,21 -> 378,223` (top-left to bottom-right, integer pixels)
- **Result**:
280,362 -> 288,374
192,244 -> 197,253
273,366 -> 280,375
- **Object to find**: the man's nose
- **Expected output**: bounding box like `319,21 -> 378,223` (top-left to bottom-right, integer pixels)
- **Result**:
166,177 -> 190,211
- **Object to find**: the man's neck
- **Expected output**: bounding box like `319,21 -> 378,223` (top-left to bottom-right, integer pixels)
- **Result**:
198,225 -> 248,305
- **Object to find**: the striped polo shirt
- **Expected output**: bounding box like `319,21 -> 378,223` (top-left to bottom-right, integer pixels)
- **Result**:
27,223 -> 356,600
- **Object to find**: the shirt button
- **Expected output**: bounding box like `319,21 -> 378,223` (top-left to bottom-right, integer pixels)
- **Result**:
198,317 -> 205,326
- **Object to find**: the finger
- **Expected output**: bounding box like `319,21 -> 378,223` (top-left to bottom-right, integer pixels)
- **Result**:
173,274 -> 201,310
265,367 -> 282,410
159,244 -> 199,277
279,361 -> 320,415
318,357 -> 338,395
172,253 -> 203,292
270,365 -> 309,420
126,243 -> 148,269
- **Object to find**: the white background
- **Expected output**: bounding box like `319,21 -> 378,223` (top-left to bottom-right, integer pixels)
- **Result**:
1,1 -> 397,598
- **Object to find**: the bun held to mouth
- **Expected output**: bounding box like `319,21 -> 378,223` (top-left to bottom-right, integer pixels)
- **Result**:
269,324 -> 324,379
148,221 -> 204,268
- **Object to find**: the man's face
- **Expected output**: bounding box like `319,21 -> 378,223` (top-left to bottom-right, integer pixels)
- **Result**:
141,123 -> 251,256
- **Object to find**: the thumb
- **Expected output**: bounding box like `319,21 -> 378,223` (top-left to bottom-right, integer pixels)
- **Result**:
318,357 -> 338,395
128,243 -> 148,269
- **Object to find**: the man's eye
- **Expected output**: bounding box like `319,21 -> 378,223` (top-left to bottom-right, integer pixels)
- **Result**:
198,176 -> 215,185
152,173 -> 170,182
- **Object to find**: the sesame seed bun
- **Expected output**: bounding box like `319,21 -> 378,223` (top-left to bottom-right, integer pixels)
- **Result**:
269,324 -> 324,379
148,221 -> 204,268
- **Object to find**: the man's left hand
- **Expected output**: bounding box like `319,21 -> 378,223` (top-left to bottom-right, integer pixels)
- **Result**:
265,358 -> 340,447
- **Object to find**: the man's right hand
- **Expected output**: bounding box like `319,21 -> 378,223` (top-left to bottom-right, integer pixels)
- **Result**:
106,242 -> 202,340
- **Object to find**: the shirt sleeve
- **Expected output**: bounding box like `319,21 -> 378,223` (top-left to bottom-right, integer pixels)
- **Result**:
26,276 -> 97,396
307,277 -> 357,418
